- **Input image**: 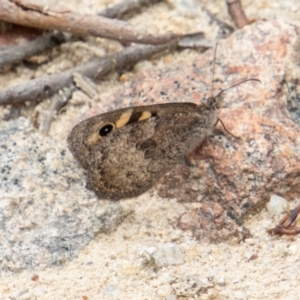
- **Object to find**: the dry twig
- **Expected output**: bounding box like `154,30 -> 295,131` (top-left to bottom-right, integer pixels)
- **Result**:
98,0 -> 162,19
267,201 -> 300,235
0,41 -> 178,106
0,0 -> 163,68
39,85 -> 77,133
226,0 -> 248,29
0,31 -> 65,68
0,0 -> 177,45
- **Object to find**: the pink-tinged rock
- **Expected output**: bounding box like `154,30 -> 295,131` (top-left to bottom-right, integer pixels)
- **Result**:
159,20 -> 300,241
82,20 -> 300,241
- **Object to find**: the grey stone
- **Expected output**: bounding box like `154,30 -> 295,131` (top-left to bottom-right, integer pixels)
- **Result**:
0,118 -> 132,271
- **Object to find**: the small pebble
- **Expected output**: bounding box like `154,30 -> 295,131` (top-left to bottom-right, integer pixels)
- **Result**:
152,243 -> 184,268
267,194 -> 289,216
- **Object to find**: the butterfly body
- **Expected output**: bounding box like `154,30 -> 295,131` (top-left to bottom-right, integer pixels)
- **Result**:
68,100 -> 220,200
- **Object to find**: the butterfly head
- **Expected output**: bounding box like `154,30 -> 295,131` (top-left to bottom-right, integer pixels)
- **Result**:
207,78 -> 261,111
206,92 -> 224,110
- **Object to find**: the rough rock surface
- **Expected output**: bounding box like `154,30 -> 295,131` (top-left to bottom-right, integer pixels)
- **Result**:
1,0 -> 300,298
1,19 -> 300,273
0,118 -> 132,271
1,20 -> 300,272
93,20 -> 300,242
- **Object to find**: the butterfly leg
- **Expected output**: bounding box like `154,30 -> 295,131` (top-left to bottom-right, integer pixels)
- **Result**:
214,117 -> 240,139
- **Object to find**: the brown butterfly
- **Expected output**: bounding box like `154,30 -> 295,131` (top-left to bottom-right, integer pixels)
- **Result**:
68,80 -> 259,200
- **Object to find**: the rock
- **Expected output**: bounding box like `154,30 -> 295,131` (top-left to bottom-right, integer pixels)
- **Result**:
171,274 -> 214,297
94,20 -> 300,242
2,20 -> 300,273
0,118 -> 132,271
152,243 -> 184,268
267,194 -> 289,216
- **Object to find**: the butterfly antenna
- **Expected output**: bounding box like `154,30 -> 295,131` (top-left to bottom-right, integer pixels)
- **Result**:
213,78 -> 261,138
216,78 -> 261,98
210,42 -> 219,99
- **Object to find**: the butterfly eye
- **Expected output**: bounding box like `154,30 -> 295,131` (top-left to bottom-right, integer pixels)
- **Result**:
99,123 -> 114,136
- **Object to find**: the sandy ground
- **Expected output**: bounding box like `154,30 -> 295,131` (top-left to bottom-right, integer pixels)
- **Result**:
1,1 -> 300,299
3,195 -> 300,300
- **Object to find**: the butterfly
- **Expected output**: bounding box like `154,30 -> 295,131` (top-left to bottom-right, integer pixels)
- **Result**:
68,65 -> 259,200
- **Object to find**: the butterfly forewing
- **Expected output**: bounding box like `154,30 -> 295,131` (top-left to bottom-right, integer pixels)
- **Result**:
68,102 -> 216,200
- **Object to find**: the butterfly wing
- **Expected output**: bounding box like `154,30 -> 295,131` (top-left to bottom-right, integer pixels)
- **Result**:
68,103 -> 215,200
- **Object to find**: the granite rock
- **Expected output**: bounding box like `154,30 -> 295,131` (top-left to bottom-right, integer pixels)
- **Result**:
0,117 -> 132,271
88,20 -> 300,242
2,20 -> 300,273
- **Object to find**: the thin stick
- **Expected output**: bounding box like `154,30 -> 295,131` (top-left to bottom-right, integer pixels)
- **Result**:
39,85 -> 77,133
226,0 -> 248,29
267,201 -> 300,236
0,41 -> 178,106
0,0 -> 163,68
0,31 -> 65,68
0,0 -> 178,45
98,0 -> 162,19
